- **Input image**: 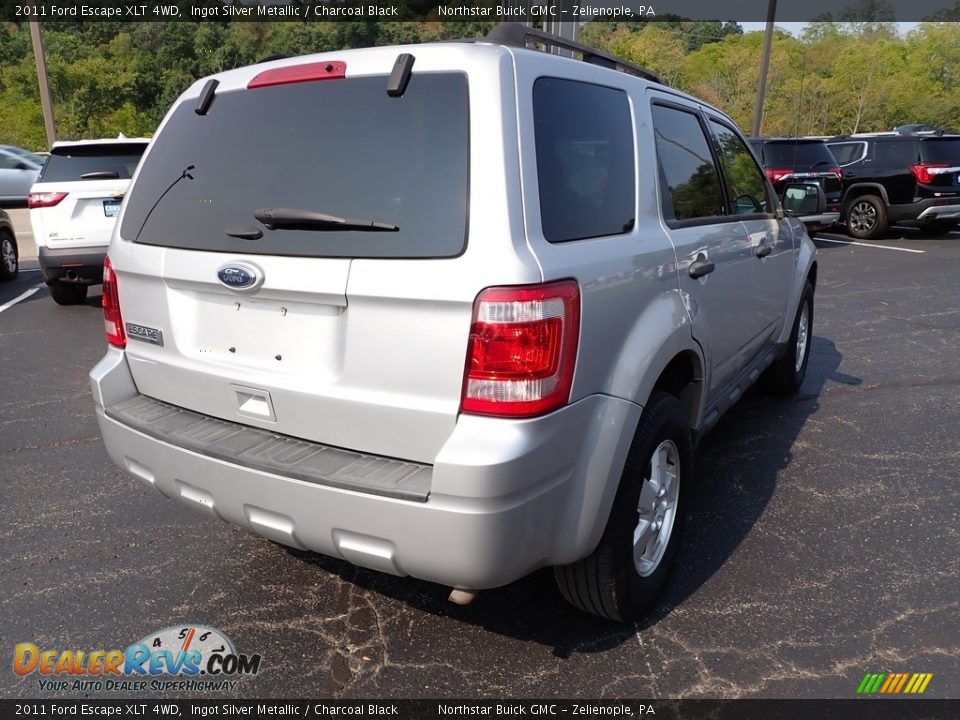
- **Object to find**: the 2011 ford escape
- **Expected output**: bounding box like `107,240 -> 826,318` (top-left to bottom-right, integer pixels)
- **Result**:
91,24 -> 818,622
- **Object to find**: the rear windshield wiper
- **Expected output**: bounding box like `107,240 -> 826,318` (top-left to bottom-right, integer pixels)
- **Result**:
254,208 -> 398,232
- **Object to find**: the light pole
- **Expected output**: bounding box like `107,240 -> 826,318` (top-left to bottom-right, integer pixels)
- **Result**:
752,0 -> 777,137
29,21 -> 57,148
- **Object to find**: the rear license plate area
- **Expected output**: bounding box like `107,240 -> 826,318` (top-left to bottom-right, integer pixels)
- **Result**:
103,199 -> 121,217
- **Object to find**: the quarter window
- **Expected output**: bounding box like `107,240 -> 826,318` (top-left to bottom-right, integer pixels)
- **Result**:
533,78 -> 636,242
827,141 -> 866,166
651,104 -> 725,222
709,120 -> 770,215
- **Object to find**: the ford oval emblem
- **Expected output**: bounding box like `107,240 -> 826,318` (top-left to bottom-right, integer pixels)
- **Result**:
216,263 -> 261,291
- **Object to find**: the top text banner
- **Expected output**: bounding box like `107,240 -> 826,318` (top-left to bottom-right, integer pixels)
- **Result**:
5,0 -> 960,22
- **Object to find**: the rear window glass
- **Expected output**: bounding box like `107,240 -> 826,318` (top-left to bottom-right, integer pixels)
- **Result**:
758,141 -> 836,167
533,78 -> 635,242
122,73 -> 469,259
39,143 -> 146,182
920,138 -> 960,164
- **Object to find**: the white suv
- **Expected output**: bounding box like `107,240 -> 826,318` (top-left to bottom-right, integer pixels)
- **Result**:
30,138 -> 148,305
90,25 -> 818,621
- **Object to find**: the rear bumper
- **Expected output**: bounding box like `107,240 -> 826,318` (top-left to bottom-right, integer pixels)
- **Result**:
916,204 -> 960,222
91,349 -> 641,590
38,245 -> 106,285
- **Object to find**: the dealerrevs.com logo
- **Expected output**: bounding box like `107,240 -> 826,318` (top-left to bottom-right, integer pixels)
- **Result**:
13,625 -> 262,693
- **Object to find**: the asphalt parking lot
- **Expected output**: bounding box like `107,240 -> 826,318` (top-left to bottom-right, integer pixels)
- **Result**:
1,212 -> 958,699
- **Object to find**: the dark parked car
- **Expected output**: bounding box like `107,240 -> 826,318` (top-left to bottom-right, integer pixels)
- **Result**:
0,208 -> 19,281
826,132 -> 960,239
749,137 -> 842,232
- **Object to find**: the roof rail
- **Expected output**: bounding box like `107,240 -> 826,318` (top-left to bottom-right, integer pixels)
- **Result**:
483,22 -> 662,84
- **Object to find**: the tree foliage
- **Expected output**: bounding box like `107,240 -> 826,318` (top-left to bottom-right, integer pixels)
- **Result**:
0,20 -> 957,150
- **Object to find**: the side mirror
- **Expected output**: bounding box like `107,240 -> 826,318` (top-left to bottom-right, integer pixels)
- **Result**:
14,162 -> 30,171
781,182 -> 839,234
782,182 -> 825,216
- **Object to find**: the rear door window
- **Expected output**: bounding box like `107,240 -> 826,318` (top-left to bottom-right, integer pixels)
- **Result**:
122,73 -> 469,259
651,104 -> 726,223
38,143 -> 147,182
875,141 -> 919,166
533,78 -> 636,242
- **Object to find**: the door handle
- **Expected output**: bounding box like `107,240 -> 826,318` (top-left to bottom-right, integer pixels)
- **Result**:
756,242 -> 772,258
688,254 -> 715,279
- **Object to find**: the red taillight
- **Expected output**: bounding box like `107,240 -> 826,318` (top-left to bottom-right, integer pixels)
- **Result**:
828,166 -> 843,180
765,168 -> 792,183
911,163 -> 949,185
102,257 -> 125,349
28,191 -> 68,208
461,280 -> 580,418
247,61 -> 346,89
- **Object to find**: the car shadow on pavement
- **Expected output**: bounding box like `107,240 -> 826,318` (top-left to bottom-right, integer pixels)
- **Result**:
286,334 -> 858,657
642,335 -> 859,631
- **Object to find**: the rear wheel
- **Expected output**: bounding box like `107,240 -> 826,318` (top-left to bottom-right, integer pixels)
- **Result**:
49,282 -> 88,306
762,281 -> 813,396
0,232 -> 17,281
846,195 -> 887,239
554,391 -> 691,622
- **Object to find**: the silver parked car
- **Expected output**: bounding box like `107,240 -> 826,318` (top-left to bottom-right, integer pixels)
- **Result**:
0,144 -> 43,205
90,24 -> 818,621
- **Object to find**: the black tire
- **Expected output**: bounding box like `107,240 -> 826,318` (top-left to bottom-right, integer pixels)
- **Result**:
845,195 -> 887,239
0,231 -> 17,282
762,281 -> 814,396
49,282 -> 88,306
554,391 -> 692,622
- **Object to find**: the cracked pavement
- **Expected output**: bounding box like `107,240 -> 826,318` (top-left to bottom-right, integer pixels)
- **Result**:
1,229 -> 958,699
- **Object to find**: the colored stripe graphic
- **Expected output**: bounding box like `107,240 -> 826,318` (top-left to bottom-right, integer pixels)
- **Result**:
857,672 -> 932,694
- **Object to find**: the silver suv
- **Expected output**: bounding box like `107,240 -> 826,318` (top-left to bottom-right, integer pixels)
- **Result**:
91,25 -> 817,622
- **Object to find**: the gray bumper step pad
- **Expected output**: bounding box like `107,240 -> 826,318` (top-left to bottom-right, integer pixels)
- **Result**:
106,394 -> 432,502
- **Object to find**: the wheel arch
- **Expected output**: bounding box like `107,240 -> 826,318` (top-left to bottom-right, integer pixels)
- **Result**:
842,183 -> 890,209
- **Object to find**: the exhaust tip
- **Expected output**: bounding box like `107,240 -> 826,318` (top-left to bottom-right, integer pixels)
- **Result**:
448,588 -> 478,606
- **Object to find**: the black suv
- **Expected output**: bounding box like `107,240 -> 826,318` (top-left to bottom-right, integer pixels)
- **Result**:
749,138 -> 842,232
826,133 -> 960,239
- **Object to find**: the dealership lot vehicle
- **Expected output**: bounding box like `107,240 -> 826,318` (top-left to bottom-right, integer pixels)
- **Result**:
826,131 -> 960,239
91,25 -> 820,622
3,217 -> 958,697
749,137 -> 842,232
29,138 -> 148,305
0,144 -> 43,205
0,208 -> 19,281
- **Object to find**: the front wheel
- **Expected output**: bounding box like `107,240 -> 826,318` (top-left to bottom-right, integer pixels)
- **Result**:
0,232 -> 17,281
762,281 -> 813,396
554,391 -> 691,622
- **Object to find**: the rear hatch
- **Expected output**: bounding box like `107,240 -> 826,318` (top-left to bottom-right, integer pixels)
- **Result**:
113,58 -> 502,465
30,142 -> 146,250
915,138 -> 960,195
757,140 -> 843,210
